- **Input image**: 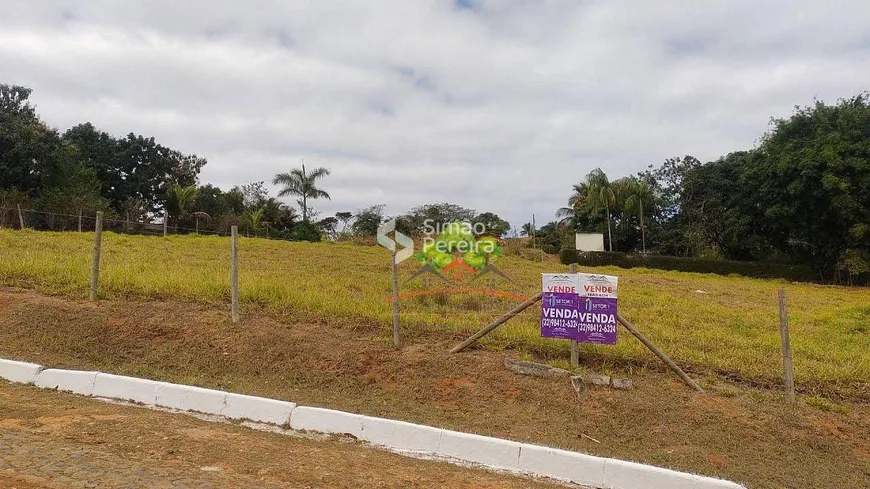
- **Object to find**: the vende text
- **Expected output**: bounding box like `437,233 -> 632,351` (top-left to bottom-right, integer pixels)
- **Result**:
583,285 -> 613,294
547,285 -> 576,293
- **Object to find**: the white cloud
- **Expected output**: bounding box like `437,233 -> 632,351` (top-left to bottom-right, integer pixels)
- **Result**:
1,0 -> 869,227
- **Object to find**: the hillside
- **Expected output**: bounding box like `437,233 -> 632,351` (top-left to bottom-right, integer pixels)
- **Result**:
1,229 -> 868,398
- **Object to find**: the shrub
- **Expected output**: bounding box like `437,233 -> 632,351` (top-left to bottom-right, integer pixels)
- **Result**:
559,249 -> 815,282
280,221 -> 322,242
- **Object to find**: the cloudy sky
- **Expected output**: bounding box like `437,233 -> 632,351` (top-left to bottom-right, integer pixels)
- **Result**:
2,1 -> 869,228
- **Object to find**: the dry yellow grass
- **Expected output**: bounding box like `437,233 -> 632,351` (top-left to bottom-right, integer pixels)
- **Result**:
1,229 -> 868,397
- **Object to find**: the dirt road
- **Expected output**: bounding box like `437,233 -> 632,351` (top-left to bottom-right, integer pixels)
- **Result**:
0,382 -> 560,489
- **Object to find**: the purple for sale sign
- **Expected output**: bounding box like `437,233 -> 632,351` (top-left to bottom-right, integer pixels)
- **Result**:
541,290 -> 583,340
541,273 -> 618,344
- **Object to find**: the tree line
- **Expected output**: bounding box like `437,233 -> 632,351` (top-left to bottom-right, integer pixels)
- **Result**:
4,82 -> 867,281
0,83 -> 511,242
533,93 -> 870,283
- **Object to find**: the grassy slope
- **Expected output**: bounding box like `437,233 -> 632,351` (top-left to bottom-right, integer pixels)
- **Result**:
0,290 -> 867,489
1,229 -> 869,397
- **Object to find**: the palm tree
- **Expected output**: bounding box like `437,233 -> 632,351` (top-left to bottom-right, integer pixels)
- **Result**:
272,161 -> 331,222
166,184 -> 198,232
244,207 -> 265,237
584,168 -> 616,251
556,182 -> 590,228
520,222 -> 534,237
623,177 -> 655,254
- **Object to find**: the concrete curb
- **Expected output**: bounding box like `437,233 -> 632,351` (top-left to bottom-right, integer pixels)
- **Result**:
0,358 -> 43,384
34,368 -> 99,396
222,392 -> 296,425
0,359 -> 745,489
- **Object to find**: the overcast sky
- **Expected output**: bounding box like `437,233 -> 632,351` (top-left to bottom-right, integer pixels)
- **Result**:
2,1 -> 869,228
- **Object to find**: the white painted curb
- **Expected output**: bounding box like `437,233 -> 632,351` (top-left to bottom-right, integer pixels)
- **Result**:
518,444 -> 606,488
155,382 -> 227,414
604,459 -> 696,489
0,359 -> 43,384
35,369 -> 99,396
359,415 -> 443,453
437,429 -> 522,470
92,373 -> 162,405
0,359 -> 746,489
222,392 -> 296,425
290,406 -> 365,438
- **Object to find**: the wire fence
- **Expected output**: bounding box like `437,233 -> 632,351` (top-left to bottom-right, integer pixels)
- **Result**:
0,205 -> 543,314
1,206 -> 841,397
0,206 -> 291,241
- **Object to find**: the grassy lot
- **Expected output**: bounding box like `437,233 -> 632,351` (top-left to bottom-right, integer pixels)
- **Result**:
1,229 -> 868,397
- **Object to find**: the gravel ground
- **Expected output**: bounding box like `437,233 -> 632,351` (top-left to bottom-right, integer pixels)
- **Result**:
0,381 -> 562,489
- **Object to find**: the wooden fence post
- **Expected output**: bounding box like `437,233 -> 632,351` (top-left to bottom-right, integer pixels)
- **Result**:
78,209 -> 83,232
391,250 -> 402,349
17,204 -> 25,229
89,211 -> 103,301
779,288 -> 795,403
569,263 -> 580,367
231,225 -> 240,323
163,213 -> 168,237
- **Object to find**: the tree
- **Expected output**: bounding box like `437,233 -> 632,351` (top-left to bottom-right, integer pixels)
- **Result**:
37,160 -> 109,230
0,84 -> 61,194
272,162 -> 331,222
556,181 -> 588,229
622,176 -> 656,253
166,184 -> 198,231
118,197 -> 149,226
746,93 -> 870,277
194,184 -> 230,226
243,207 -> 266,237
318,216 -> 339,239
584,168 -> 617,251
335,211 -> 353,235
520,222 -> 534,237
640,155 -> 701,217
353,205 -> 386,236
535,221 -> 572,254
681,152 -> 765,260
259,197 -> 297,234
224,187 -> 246,215
63,123 -> 205,214
471,212 -> 510,236
240,181 -> 269,208
399,203 -> 476,235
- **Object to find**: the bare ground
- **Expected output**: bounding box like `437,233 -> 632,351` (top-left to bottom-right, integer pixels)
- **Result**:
0,382 -> 565,488
0,288 -> 868,489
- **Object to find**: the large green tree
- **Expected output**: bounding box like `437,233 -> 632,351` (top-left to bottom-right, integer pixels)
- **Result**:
399,203 -> 476,235
748,94 -> 870,277
0,84 -> 62,194
62,123 -> 205,215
